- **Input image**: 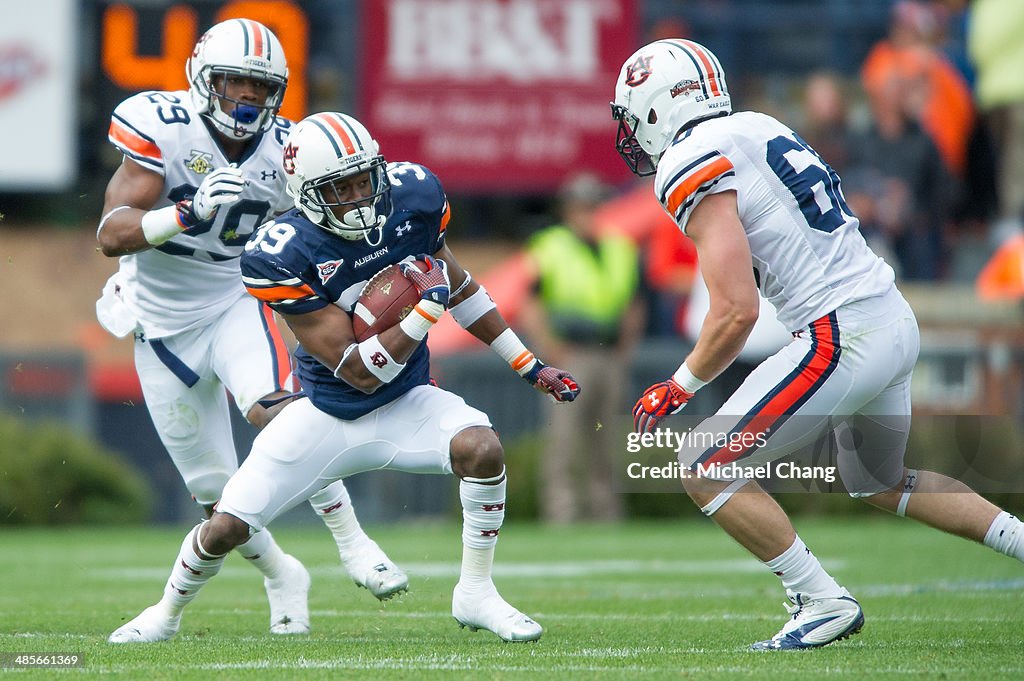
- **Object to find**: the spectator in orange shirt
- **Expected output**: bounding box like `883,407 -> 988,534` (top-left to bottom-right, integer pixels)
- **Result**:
861,0 -> 975,176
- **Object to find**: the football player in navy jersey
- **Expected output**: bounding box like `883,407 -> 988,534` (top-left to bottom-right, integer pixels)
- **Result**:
101,21 -> 407,644
108,111 -> 581,643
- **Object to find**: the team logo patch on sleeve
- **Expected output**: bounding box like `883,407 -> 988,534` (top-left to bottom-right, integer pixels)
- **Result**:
317,259 -> 345,285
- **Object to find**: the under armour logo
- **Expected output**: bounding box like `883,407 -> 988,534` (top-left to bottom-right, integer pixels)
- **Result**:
261,169 -> 278,181
482,503 -> 505,512
479,529 -> 500,537
395,220 -> 412,236
370,352 -> 388,368
648,394 -> 660,407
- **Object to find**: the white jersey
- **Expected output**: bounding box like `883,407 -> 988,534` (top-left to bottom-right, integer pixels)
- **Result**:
106,90 -> 294,338
654,111 -> 894,331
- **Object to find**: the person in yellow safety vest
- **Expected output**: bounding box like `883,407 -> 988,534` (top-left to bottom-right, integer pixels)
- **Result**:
519,173 -> 644,523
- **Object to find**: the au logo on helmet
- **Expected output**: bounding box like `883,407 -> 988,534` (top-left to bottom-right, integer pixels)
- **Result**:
283,142 -> 298,174
624,55 -> 653,87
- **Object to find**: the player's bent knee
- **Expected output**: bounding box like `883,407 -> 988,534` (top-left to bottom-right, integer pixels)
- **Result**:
854,468 -> 918,517
449,426 -> 504,480
687,478 -> 750,516
202,512 -> 252,556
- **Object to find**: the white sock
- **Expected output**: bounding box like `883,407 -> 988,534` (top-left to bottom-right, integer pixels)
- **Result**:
763,535 -> 843,599
984,511 -> 1024,561
309,480 -> 374,560
461,545 -> 496,592
236,528 -> 288,581
157,523 -> 226,617
459,469 -> 506,591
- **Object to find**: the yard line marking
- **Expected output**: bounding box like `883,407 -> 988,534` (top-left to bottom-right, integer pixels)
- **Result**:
185,609 -> 1020,624
88,558 -> 845,580
859,577 -> 1024,596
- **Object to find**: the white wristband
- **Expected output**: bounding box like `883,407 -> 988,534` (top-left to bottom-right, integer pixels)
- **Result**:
140,205 -> 185,245
399,301 -> 444,341
490,328 -> 537,376
672,361 -> 708,393
357,335 -> 406,383
449,285 -> 496,329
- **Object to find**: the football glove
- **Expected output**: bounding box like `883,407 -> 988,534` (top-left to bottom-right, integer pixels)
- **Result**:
632,378 -> 693,433
523,361 -> 581,403
400,255 -> 451,309
177,165 -> 246,227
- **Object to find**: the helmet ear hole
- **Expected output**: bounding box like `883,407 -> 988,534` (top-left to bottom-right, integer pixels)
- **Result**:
648,109 -> 658,125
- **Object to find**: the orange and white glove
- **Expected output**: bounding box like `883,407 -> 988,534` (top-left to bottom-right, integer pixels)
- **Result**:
632,378 -> 694,433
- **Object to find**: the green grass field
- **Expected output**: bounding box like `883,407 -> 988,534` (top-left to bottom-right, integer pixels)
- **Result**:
1,517 -> 1022,679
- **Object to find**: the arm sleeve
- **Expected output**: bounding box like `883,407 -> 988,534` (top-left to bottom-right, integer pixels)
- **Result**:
404,163 -> 449,251
107,93 -> 166,174
240,249 -> 327,315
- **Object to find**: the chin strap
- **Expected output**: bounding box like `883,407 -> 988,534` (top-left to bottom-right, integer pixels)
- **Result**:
362,222 -> 384,247
335,206 -> 385,246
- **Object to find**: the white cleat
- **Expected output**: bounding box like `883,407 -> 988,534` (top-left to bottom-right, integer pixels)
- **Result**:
751,588 -> 864,650
108,605 -> 180,643
342,541 -> 409,601
451,581 -> 542,642
265,554 -> 311,635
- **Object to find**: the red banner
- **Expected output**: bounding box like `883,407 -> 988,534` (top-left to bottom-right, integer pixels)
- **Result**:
360,0 -> 638,192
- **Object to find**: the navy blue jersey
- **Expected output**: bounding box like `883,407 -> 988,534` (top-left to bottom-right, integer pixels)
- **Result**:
241,161 -> 450,419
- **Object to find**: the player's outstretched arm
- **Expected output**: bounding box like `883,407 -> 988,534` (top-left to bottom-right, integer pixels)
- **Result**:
434,245 -> 581,403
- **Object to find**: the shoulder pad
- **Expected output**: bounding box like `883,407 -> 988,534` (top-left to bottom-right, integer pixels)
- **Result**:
656,138 -> 736,228
108,91 -> 193,173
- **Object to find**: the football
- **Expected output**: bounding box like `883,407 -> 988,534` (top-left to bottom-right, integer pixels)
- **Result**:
351,262 -> 423,341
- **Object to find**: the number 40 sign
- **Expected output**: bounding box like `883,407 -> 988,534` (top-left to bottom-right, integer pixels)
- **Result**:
98,0 -> 308,122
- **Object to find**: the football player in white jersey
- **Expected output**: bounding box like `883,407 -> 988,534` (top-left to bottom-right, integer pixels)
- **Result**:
97,20 -> 407,642
615,39 -> 1024,650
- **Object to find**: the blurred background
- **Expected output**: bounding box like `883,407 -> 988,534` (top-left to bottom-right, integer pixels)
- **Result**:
1,0 -> 1022,527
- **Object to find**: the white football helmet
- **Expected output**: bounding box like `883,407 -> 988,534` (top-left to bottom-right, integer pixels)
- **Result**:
283,112 -> 392,244
611,39 -> 731,175
186,19 -> 288,139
